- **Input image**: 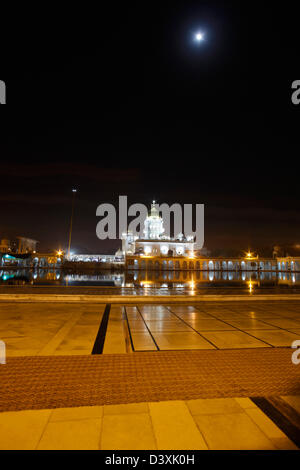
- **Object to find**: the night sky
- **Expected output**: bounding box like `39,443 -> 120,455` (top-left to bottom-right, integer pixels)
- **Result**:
1,1 -> 299,254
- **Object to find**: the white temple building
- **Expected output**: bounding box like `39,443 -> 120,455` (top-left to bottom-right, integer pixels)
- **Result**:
121,201 -> 195,258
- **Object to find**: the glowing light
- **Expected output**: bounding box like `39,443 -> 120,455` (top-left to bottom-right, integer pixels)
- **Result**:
57,250 -> 63,257
195,32 -> 204,41
245,250 -> 256,260
144,246 -> 152,255
189,279 -> 195,295
72,188 -> 77,193
161,245 -> 169,255
247,279 -> 257,294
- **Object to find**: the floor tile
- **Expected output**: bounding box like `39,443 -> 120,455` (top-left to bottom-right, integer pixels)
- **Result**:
37,418 -> 102,450
200,331 -> 269,349
0,409 -> 51,450
226,319 -> 280,330
245,408 -> 288,439
167,306 -> 197,313
187,398 -> 243,415
194,413 -> 276,450
260,318 -> 300,329
149,401 -> 208,450
285,328 -> 300,335
153,332 -> 216,350
100,413 -> 156,450
244,329 -> 300,347
142,313 -> 175,321
103,307 -> 126,354
127,320 -> 148,332
187,319 -> 236,331
177,312 -> 216,319
144,320 -> 192,332
50,406 -> 103,422
131,332 -> 157,351
234,398 -> 257,409
104,403 -> 149,415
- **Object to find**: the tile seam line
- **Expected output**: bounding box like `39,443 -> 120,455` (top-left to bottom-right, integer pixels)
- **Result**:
136,306 -> 160,351
193,305 -> 274,348
166,306 -> 219,349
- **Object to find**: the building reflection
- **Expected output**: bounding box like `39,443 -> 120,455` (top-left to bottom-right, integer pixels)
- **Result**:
1,268 -> 300,291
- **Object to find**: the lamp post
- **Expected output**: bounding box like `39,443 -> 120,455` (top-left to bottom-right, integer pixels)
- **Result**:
68,189 -> 77,259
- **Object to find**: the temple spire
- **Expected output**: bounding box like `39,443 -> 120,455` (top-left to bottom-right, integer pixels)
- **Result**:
150,200 -> 159,217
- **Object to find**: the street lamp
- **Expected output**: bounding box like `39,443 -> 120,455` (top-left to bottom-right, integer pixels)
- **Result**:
68,189 -> 77,259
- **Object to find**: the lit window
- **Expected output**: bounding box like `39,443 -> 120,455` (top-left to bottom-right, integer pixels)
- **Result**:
161,245 -> 168,255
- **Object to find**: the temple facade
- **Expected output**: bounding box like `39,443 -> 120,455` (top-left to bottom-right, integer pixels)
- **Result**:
121,201 -> 195,260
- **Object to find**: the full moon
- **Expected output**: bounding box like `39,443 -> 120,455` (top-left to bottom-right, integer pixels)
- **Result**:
195,32 -> 204,41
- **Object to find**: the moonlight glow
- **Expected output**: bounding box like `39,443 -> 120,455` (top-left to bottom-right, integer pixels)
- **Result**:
195,32 -> 204,42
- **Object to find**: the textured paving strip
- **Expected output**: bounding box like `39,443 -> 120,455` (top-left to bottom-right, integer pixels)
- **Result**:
0,348 -> 299,412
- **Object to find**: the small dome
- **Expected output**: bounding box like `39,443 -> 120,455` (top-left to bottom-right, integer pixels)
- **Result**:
150,201 -> 159,218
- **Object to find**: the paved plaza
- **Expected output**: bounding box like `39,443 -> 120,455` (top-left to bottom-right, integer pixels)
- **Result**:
0,397 -> 299,450
1,301 -> 300,355
0,299 -> 300,450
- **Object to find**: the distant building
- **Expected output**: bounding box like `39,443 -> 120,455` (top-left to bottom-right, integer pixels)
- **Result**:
16,237 -> 38,254
0,235 -> 38,254
0,239 -> 11,253
69,254 -> 117,263
122,201 -> 195,258
115,249 -> 124,262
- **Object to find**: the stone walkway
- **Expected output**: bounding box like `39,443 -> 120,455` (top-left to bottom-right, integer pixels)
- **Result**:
1,299 -> 300,450
0,397 -> 299,450
1,301 -> 300,356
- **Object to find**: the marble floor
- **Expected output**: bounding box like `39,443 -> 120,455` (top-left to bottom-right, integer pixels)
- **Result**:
127,301 -> 300,352
0,303 -> 106,356
0,395 -> 298,450
0,300 -> 300,450
1,301 -> 300,355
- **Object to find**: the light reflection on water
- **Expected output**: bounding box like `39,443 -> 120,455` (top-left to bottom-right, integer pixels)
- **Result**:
0,268 -> 300,292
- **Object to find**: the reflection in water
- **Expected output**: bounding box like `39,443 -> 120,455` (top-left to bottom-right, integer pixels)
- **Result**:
0,268 -> 300,292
